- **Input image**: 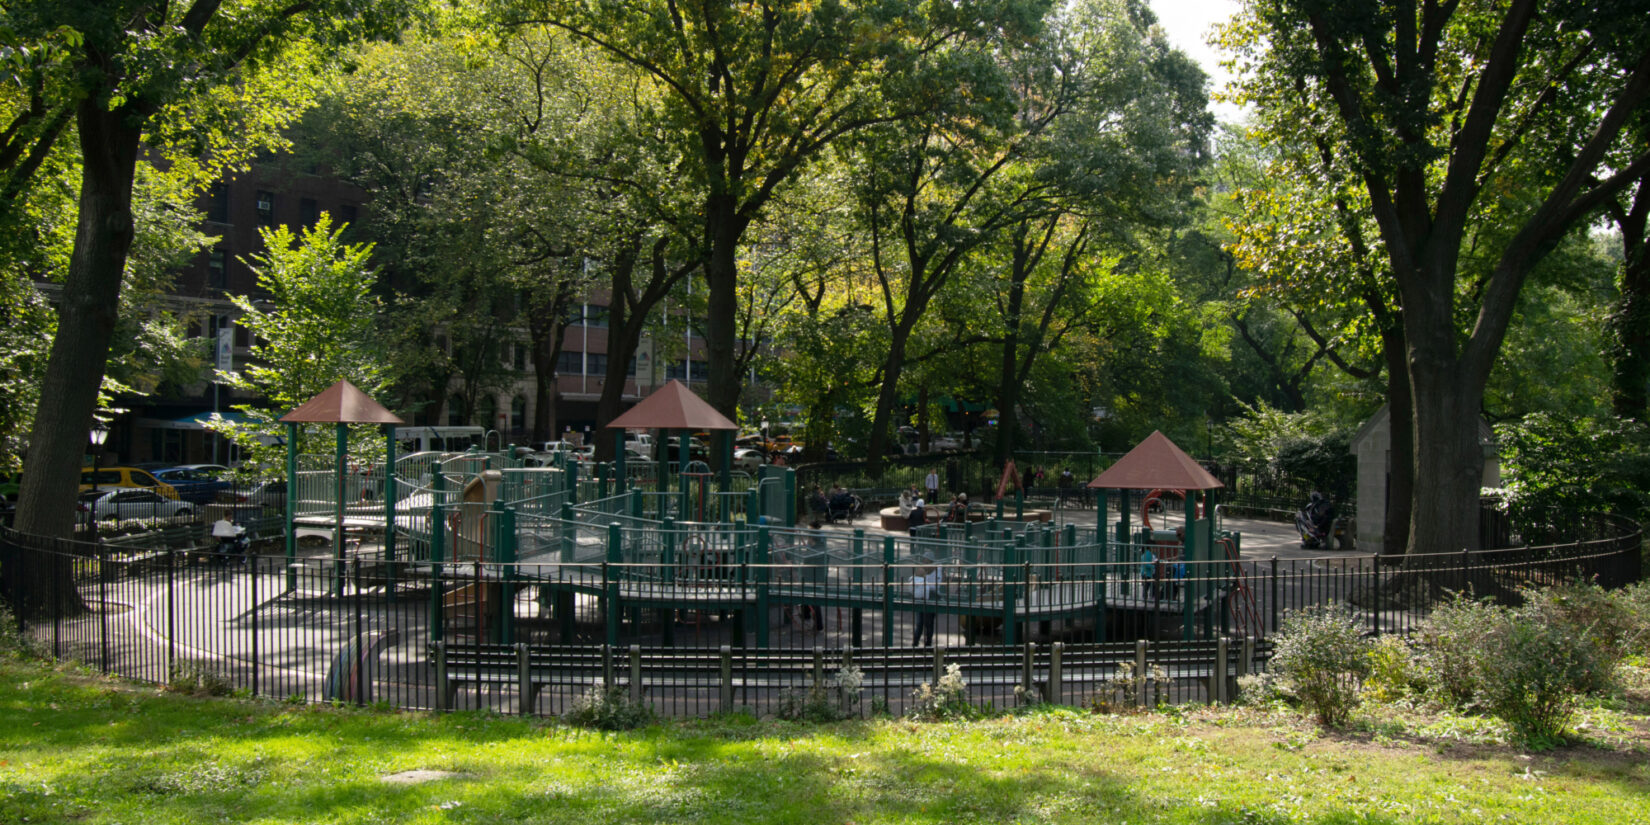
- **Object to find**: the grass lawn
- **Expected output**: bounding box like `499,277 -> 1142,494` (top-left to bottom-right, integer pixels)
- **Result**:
2,658 -> 1646,824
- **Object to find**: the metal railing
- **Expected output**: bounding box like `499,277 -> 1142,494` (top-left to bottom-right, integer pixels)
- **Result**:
1,511 -> 1638,718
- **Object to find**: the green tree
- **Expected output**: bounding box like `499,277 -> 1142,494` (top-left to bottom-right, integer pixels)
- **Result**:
210,216 -> 386,469
1225,0 -> 1650,557
10,0 -> 414,545
505,0 -> 1050,422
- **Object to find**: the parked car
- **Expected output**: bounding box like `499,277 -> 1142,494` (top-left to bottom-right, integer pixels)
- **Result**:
79,488 -> 197,521
576,445 -> 652,465
153,467 -> 232,504
221,480 -> 287,510
662,436 -> 709,462
80,466 -> 179,500
930,433 -> 964,452
732,448 -> 766,473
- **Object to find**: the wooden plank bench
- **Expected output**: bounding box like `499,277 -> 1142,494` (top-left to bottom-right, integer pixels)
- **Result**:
102,524 -> 206,573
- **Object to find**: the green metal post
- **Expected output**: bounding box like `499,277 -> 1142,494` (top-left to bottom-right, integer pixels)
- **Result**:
284,422 -> 298,593
498,504 -> 516,644
631,488 -> 644,519
1004,536 -> 1022,645
882,535 -> 896,647
677,429 -> 690,522
851,528 -> 865,647
559,502 -> 575,562
429,503 -> 446,642
614,430 -> 627,494
1182,492 -> 1196,641
755,526 -> 771,648
661,517 -> 677,647
384,425 -> 398,602
605,522 -> 622,647
333,423 -> 347,597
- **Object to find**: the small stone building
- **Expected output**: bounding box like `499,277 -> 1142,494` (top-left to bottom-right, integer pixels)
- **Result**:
1350,405 -> 1500,555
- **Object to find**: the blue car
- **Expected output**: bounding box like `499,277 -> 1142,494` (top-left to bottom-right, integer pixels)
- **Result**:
152,467 -> 233,505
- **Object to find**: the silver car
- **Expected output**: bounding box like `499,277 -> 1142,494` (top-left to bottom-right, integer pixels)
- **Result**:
80,489 -> 197,521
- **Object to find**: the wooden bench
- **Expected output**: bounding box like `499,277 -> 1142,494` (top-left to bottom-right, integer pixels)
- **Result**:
102,524 -> 206,572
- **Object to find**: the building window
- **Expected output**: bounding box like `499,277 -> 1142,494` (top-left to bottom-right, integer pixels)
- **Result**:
666,359 -> 708,381
447,395 -> 466,427
513,343 -> 527,372
511,396 -> 526,431
299,197 -> 319,228
207,184 -> 229,223
255,191 -> 275,225
556,350 -> 583,375
582,305 -> 609,328
337,204 -> 357,227
207,249 -> 227,288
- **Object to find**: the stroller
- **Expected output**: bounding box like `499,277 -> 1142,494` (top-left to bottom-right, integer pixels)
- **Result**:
826,490 -> 862,524
1294,492 -> 1340,550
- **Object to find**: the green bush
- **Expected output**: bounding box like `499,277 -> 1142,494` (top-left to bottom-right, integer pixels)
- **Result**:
564,685 -> 656,731
1413,594 -> 1502,708
167,660 -> 232,696
1517,580 -> 1630,692
1361,636 -> 1424,704
1619,581 -> 1650,659
1269,604 -> 1371,727
1472,608 -> 1615,748
0,602 -> 44,659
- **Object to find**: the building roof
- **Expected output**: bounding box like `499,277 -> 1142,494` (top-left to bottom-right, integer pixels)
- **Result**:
606,380 -> 738,431
1087,430 -> 1223,491
278,381 -> 405,425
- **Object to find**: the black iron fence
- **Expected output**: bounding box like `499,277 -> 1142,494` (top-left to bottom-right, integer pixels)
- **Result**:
0,514 -> 1639,718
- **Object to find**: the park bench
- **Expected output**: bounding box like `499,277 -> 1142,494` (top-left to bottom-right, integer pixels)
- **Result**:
101,523 -> 207,573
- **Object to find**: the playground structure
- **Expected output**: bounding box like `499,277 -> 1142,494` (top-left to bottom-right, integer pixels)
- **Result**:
268,379 -> 1258,649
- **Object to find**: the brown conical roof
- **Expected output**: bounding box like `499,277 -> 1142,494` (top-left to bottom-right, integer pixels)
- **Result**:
278,380 -> 405,425
606,380 -> 738,431
1088,431 -> 1222,490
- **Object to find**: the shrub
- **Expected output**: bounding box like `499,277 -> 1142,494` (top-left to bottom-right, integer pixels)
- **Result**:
564,685 -> 655,731
777,665 -> 863,723
1471,609 -> 1615,748
1362,635 -> 1425,704
167,660 -> 232,696
1413,594 -> 1502,708
908,663 -> 975,721
1088,660 -> 1170,713
0,602 -> 40,659
1517,579 -> 1630,692
1268,604 -> 1371,727
1619,581 -> 1650,659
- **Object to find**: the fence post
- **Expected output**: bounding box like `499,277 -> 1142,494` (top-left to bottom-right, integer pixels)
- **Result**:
1003,538 -> 1021,646
1049,641 -> 1063,705
250,554 -> 260,698
498,505 -> 517,645
517,643 -> 532,716
852,529 -> 865,647
605,522 -> 622,647
1135,639 -> 1148,709
98,546 -> 109,674
1021,641 -> 1035,701
755,525 -> 771,649
1214,636 -> 1229,705
429,504 -> 446,643
813,645 -> 824,687
166,547 -> 176,678
881,536 -> 895,647
352,556 -> 365,706
1269,556 -> 1279,635
719,645 -> 734,712
933,644 -> 945,685
630,645 -> 643,704
435,640 -> 450,712
602,643 -> 614,692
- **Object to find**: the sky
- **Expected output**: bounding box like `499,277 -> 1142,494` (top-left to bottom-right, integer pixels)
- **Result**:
1148,0 -> 1245,123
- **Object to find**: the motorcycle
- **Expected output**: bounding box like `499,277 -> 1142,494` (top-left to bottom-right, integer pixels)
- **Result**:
1294,492 -> 1341,550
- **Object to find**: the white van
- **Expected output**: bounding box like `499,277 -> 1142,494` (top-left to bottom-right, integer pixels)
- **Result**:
396,426 -> 485,453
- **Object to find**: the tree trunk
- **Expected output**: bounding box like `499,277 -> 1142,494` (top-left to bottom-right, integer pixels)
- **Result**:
1405,357 -> 1487,559
866,326 -> 916,474
9,100 -> 142,616
702,195 -> 747,419
1609,176 -> 1650,419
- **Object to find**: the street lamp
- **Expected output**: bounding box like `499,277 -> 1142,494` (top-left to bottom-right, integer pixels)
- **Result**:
87,422 -> 109,542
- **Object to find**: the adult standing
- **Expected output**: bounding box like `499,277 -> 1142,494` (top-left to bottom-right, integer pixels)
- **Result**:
924,468 -> 939,502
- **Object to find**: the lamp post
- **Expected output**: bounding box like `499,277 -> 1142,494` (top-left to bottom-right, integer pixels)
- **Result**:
87,422 -> 109,542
